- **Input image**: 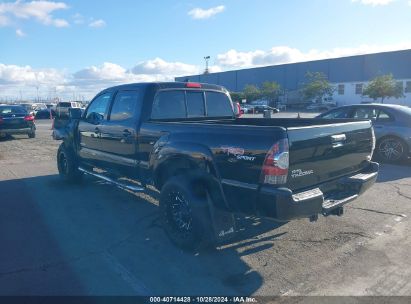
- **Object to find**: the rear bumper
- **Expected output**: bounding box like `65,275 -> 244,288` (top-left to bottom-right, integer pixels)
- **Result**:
257,161 -> 379,221
0,127 -> 33,135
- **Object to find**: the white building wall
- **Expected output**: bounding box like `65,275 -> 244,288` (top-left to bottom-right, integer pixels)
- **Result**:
332,79 -> 411,107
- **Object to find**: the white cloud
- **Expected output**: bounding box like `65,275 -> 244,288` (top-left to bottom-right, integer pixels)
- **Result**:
0,63 -> 65,85
0,14 -> 9,26
2,43 -> 411,100
351,0 -> 395,6
89,19 -> 106,28
188,5 -> 225,20
72,63 -> 132,88
72,13 -> 84,24
15,29 -> 25,37
216,43 -> 411,69
0,0 -> 69,27
131,58 -> 198,76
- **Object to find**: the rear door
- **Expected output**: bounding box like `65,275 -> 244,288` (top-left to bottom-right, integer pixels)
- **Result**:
372,108 -> 395,139
287,121 -> 374,191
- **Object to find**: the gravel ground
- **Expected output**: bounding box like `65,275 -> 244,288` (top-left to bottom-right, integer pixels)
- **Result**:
1,119 -> 411,297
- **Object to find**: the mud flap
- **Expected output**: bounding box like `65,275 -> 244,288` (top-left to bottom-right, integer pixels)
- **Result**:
206,193 -> 237,244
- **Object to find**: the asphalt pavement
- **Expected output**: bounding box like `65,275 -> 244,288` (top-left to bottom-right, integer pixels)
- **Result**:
0,118 -> 411,296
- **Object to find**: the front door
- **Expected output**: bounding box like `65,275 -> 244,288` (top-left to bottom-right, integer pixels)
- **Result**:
78,92 -> 112,166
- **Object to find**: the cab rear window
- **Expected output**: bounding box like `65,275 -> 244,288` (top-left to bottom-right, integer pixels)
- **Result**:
205,91 -> 233,117
151,90 -> 233,120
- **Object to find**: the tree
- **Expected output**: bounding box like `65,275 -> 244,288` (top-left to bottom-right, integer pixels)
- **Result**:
230,92 -> 244,103
362,74 -> 404,103
261,81 -> 282,106
300,72 -> 335,102
242,84 -> 261,102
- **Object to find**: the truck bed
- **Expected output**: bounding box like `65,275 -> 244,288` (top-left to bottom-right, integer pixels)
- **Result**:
145,117 -> 374,192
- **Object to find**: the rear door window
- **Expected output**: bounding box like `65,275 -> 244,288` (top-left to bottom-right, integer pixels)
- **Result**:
186,91 -> 205,117
377,109 -> 394,122
320,108 -> 351,119
205,91 -> 233,117
352,107 -> 378,119
109,90 -> 142,122
151,90 -> 186,119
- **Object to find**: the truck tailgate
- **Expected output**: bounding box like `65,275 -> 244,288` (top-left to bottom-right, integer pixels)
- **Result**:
287,121 -> 374,191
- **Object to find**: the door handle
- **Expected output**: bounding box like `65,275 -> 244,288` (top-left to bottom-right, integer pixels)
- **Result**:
374,126 -> 383,129
331,134 -> 346,142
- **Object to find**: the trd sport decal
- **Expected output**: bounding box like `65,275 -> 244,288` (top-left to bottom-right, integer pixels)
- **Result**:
220,146 -> 256,162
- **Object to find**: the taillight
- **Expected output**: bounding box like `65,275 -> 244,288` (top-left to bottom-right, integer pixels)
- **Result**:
260,138 -> 289,185
0,117 -> 3,124
369,127 -> 376,160
236,103 -> 242,117
24,115 -> 35,121
186,82 -> 202,88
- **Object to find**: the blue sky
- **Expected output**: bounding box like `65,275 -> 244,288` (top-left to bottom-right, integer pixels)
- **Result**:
1,0 -> 411,100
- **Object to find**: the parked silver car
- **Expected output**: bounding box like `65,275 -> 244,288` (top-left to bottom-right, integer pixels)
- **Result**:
317,104 -> 411,162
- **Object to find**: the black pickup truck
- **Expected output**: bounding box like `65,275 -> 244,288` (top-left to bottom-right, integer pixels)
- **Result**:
55,82 -> 378,250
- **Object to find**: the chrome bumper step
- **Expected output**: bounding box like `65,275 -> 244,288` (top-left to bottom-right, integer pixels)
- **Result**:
78,167 -> 145,192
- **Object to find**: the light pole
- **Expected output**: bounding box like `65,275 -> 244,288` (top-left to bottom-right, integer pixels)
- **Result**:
204,56 -> 210,74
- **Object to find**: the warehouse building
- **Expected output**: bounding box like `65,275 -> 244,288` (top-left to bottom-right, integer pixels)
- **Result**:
176,49 -> 411,106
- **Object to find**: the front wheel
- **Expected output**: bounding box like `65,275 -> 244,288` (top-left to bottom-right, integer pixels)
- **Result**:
159,176 -> 213,251
57,143 -> 83,182
377,137 -> 407,163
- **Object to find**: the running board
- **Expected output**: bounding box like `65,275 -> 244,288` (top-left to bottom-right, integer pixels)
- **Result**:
78,167 -> 145,192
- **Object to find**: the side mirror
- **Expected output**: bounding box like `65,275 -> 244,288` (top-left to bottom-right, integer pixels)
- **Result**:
85,112 -> 104,124
69,108 -> 83,120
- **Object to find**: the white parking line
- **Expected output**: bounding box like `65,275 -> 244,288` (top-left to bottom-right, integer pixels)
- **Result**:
102,252 -> 151,295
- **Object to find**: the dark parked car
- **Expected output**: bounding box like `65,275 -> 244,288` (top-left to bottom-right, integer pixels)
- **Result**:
54,82 -> 377,250
240,104 -> 255,114
317,104 -> 411,162
253,105 -> 279,114
35,108 -> 56,119
0,105 -> 36,138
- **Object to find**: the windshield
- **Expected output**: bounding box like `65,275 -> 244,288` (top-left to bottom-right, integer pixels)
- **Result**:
58,102 -> 71,107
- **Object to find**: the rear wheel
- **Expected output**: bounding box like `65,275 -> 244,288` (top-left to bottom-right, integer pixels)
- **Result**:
57,143 -> 83,182
377,137 -> 407,163
159,176 -> 213,251
28,130 -> 36,138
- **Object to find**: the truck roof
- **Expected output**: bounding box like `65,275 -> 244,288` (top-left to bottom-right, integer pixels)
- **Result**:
99,82 -> 227,94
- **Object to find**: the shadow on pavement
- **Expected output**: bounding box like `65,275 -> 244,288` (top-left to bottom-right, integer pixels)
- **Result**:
0,174 -> 288,295
0,177 -> 86,295
377,158 -> 411,183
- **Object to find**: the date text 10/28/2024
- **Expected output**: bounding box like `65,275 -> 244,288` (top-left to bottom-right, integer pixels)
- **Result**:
149,297 -> 257,303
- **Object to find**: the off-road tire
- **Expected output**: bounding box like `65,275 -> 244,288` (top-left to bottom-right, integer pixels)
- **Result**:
159,175 -> 214,251
57,143 -> 83,183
